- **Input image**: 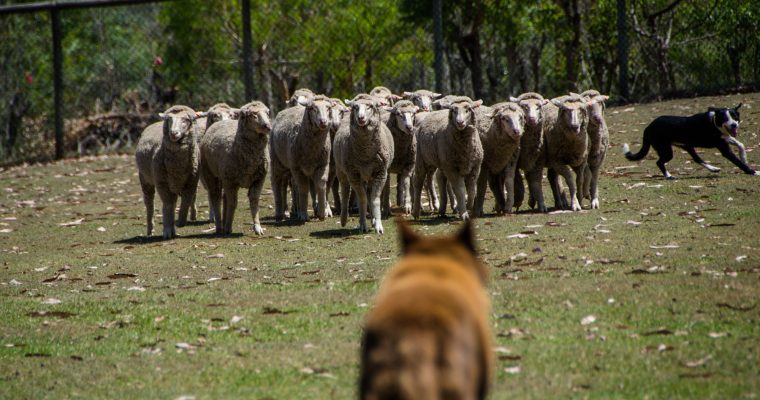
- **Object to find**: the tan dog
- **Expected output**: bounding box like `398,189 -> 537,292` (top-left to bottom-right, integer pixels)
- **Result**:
360,220 -> 493,400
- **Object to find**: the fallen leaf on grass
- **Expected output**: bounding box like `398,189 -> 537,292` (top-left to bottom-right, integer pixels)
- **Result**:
58,218 -> 84,227
649,244 -> 679,249
683,354 -> 712,368
507,233 -> 529,239
127,286 -> 146,292
206,253 -> 224,259
96,227 -> 106,232
708,332 -> 728,338
626,220 -> 642,226
735,255 -> 747,262
0,228 -> 13,233
108,273 -> 137,279
504,366 -> 521,374
9,279 -> 22,286
207,277 -> 222,282
41,298 -> 62,305
581,315 -> 597,325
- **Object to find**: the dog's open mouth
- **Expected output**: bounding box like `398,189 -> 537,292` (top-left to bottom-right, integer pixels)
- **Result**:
729,126 -> 738,137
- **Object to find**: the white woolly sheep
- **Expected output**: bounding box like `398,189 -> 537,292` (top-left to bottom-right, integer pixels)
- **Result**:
579,90 -> 610,209
200,101 -> 272,235
369,86 -> 402,106
473,102 -> 524,216
287,88 -> 315,108
382,100 -> 421,215
509,92 -> 550,212
403,89 -> 442,112
333,96 -> 395,234
412,97 -> 484,221
270,95 -> 338,222
135,105 -> 206,239
543,94 -> 591,211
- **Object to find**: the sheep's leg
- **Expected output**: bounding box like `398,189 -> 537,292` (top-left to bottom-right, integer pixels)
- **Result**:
157,186 -> 177,240
312,165 -> 329,220
427,171 -> 439,212
524,168 -> 546,213
503,165 -> 517,213
436,171 -> 448,218
490,170 -> 507,214
411,164 -> 427,219
330,173 -> 341,213
176,190 -> 194,228
554,165 -> 581,211
395,174 -> 403,208
353,179 -> 370,233
399,167 -> 413,214
205,177 -> 223,234
449,174 -> 469,221
473,169 -> 488,217
189,193 -> 198,221
548,168 -> 567,210
139,174 -> 155,237
574,163 -> 586,208
248,179 -> 265,235
288,178 -> 299,218
447,181 -> 458,213
338,172 -> 351,227
222,185 -> 239,235
589,163 -> 602,209
293,171 -> 310,222
465,169 -> 479,218
271,163 -> 286,222
381,178 -> 391,219
582,163 -> 592,200
513,171 -> 525,211
370,171 -> 387,234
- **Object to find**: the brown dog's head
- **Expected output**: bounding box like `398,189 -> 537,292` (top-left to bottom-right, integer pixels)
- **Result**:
397,219 -> 487,283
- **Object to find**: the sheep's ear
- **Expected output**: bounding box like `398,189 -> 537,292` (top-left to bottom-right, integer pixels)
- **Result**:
344,99 -> 353,106
509,96 -> 519,102
432,92 -> 442,98
194,111 -> 208,120
437,101 -> 450,109
569,92 -> 580,97
158,112 -> 168,120
382,106 -> 394,112
339,105 -> 350,113
296,96 -> 310,107
414,106 -> 420,113
600,95 -> 610,101
403,91 -> 413,97
397,219 -> 420,254
390,94 -> 402,101
472,100 -> 483,108
551,99 -> 563,107
541,99 -> 550,106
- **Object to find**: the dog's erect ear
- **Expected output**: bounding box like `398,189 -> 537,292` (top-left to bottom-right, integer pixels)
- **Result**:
456,219 -> 477,256
735,103 -> 743,111
397,219 -> 420,254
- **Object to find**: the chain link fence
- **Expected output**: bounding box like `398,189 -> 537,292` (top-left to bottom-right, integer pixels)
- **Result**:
1,0 -> 758,165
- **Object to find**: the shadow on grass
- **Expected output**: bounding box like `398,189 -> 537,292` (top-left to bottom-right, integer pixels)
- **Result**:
114,232 -> 243,244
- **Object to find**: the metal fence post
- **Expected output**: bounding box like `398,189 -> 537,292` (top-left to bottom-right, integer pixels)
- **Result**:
433,0 -> 444,94
241,0 -> 254,101
51,8 -> 64,159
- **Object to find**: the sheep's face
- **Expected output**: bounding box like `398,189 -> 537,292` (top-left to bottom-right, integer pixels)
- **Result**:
369,86 -> 401,106
239,103 -> 272,136
306,98 -> 332,131
329,100 -> 349,132
444,100 -> 482,131
349,100 -> 380,128
513,98 -> 548,126
206,106 -> 237,129
554,101 -> 588,135
393,104 -> 419,135
404,90 -> 441,112
585,95 -> 608,125
160,111 -> 198,144
494,106 -> 525,141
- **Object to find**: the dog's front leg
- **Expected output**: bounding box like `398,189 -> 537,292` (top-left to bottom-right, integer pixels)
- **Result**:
684,146 -> 720,173
717,141 -> 756,175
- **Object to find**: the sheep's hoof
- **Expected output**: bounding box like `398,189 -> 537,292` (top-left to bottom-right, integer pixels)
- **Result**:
591,199 -> 600,209
374,222 -> 384,235
324,208 -> 333,218
403,205 -> 412,215
460,211 -> 470,221
253,224 -> 264,235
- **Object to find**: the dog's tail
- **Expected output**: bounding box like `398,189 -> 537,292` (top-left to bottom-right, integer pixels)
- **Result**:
623,130 -> 651,161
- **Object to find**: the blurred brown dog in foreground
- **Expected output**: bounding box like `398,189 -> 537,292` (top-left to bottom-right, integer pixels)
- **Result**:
360,220 -> 493,400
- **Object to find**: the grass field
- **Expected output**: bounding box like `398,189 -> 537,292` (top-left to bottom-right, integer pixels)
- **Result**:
1,93 -> 759,399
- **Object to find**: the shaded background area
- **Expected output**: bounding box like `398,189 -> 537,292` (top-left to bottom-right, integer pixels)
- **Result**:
1,0 -> 758,164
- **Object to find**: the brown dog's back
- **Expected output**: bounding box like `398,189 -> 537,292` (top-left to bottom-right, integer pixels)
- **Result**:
360,221 -> 492,400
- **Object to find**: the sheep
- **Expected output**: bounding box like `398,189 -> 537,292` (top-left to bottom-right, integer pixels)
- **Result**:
473,102 -> 524,217
382,100 -> 421,216
579,90 -> 610,209
287,88 -> 315,107
402,89 -> 442,112
334,96 -> 395,234
543,94 -> 590,212
193,102 -> 238,223
135,105 -> 206,239
369,86 -> 402,105
509,92 -> 550,212
270,95 -> 336,222
412,97 -> 484,221
325,98 -> 350,214
200,101 -> 272,235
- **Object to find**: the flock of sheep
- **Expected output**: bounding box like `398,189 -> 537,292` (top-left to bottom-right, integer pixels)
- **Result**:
135,86 -> 609,239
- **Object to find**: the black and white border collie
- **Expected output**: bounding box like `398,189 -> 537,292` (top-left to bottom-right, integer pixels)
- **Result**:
623,104 -> 756,178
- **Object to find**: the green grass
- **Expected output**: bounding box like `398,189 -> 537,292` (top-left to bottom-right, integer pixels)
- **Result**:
1,93 -> 760,399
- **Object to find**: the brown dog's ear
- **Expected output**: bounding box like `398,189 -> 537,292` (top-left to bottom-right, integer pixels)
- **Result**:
456,219 -> 477,255
397,219 -> 419,254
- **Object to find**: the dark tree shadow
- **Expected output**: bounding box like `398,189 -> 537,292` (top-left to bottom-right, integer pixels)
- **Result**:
114,231 -> 243,244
